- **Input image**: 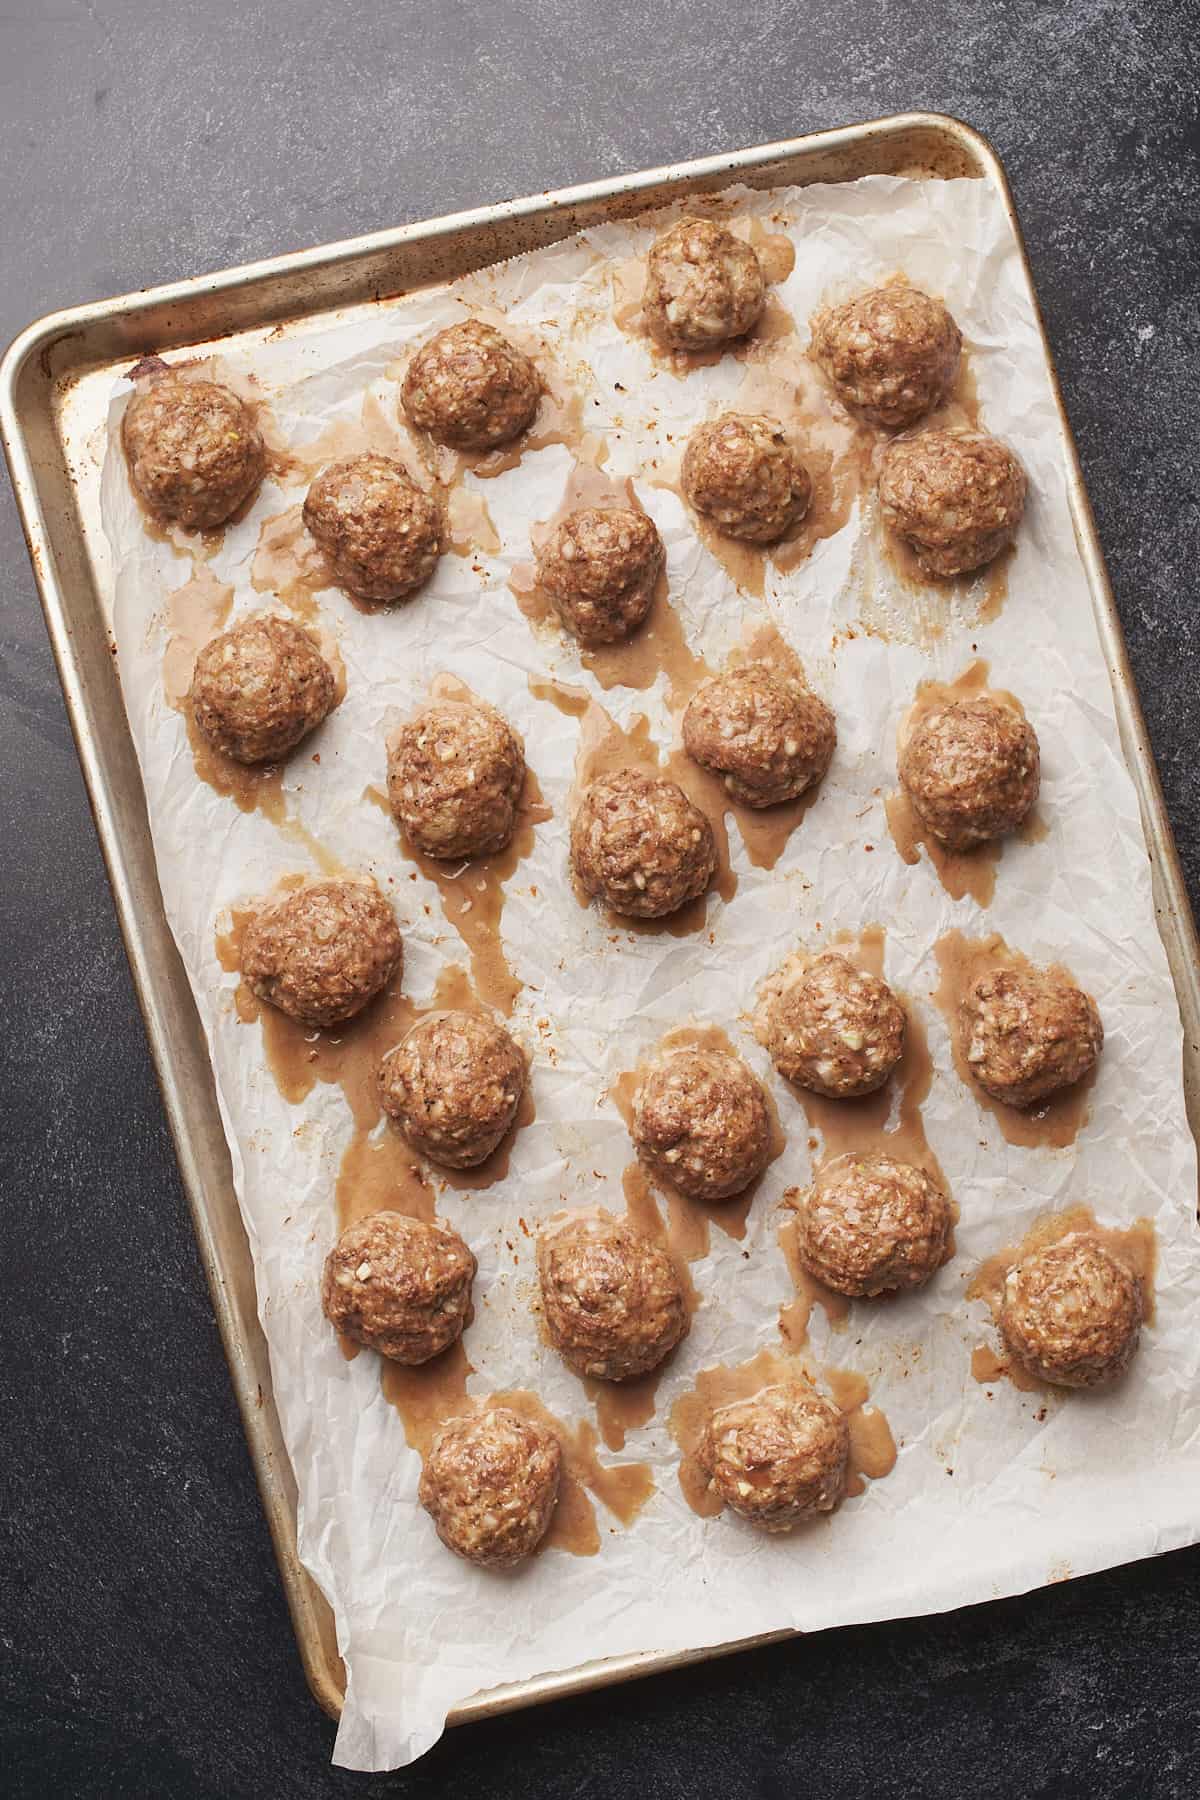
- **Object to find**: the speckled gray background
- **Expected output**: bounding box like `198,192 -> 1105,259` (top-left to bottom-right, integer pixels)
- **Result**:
2,2 -> 1198,1796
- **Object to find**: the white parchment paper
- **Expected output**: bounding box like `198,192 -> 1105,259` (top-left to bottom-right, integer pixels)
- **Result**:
101,177 -> 1200,1771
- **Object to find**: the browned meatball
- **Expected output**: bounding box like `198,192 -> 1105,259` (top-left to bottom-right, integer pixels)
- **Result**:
696,1381 -> 848,1529
878,427 -> 1026,576
122,376 -> 266,530
681,414 -> 811,545
900,696 -> 1040,850
570,768 -> 715,920
303,453 -> 442,603
810,285 -> 961,428
401,319 -> 540,450
632,1046 -> 771,1201
419,1406 -> 561,1567
762,951 -> 906,1098
189,613 -> 335,764
534,506 -> 664,645
537,1210 -> 688,1381
642,217 -> 766,351
791,1154 -> 952,1297
962,964 -> 1103,1108
387,698 -> 525,861
241,877 -> 402,1028
321,1211 -> 475,1362
998,1234 -> 1143,1388
682,663 -> 835,807
379,1010 -> 526,1168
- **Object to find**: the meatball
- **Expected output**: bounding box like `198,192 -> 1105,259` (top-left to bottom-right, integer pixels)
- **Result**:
419,1406 -> 561,1568
697,1381 -> 848,1530
878,427 -> 1026,576
387,699 -> 525,861
537,1210 -> 689,1381
632,1046 -> 771,1201
682,663 -> 835,807
241,877 -> 402,1028
379,1009 -> 526,1168
998,1233 -> 1143,1388
570,768 -> 715,920
303,453 -> 442,603
810,285 -> 961,429
534,506 -> 664,645
681,414 -> 811,545
642,216 -> 766,351
122,376 -> 266,531
962,964 -> 1103,1109
900,696 -> 1039,850
791,1154 -> 952,1297
763,951 -> 906,1098
401,319 -> 540,451
189,613 -> 335,764
321,1211 -> 475,1363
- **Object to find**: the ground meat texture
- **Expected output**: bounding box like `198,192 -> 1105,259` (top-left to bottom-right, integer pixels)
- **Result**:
122,377 -> 266,531
570,768 -> 715,920
810,285 -> 961,429
998,1234 -> 1143,1388
878,427 -> 1026,576
419,1407 -> 561,1568
697,1382 -> 848,1530
401,319 -> 540,450
900,696 -> 1039,849
321,1211 -> 475,1362
378,1010 -> 526,1168
792,1155 -> 952,1297
387,699 -> 525,861
303,453 -> 442,603
962,964 -> 1103,1108
241,877 -> 402,1028
682,663 -> 836,807
535,506 -> 664,645
681,414 -> 811,544
632,1047 -> 771,1201
642,217 -> 767,351
537,1211 -> 688,1381
188,613 -> 335,764
763,951 -> 906,1097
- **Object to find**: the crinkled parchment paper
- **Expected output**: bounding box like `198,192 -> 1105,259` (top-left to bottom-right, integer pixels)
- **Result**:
100,177 -> 1200,1771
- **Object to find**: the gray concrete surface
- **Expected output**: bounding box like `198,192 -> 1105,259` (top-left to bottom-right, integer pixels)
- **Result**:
1,2 -> 1198,1795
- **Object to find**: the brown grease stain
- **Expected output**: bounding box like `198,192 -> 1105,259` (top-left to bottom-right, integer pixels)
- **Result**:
824,1365 -> 899,1495
161,564 -> 234,703
251,504 -> 329,625
777,1211 -> 850,1346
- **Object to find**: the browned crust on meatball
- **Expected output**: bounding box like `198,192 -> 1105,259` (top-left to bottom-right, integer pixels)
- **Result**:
878,427 -> 1026,576
681,414 -> 812,545
419,1406 -> 562,1567
189,613 -> 335,764
810,285 -> 961,429
535,507 -> 664,645
570,768 -> 715,920
998,1233 -> 1143,1388
632,1046 -> 771,1200
302,453 -> 443,602
241,877 -> 402,1028
791,1154 -> 952,1297
642,217 -> 766,351
321,1211 -> 476,1362
697,1381 -> 848,1529
962,964 -> 1103,1108
682,663 -> 836,807
386,698 -> 526,861
378,1009 -> 526,1168
537,1210 -> 689,1381
761,951 -> 906,1098
122,377 -> 266,531
900,696 -> 1040,849
401,319 -> 540,450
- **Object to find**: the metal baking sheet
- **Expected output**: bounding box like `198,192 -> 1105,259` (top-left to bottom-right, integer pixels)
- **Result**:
4,110 -> 1198,1730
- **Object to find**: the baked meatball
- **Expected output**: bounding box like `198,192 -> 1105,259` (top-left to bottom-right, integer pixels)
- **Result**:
419,1406 -> 561,1568
534,506 -> 664,645
387,699 -> 525,861
122,376 -> 266,531
570,768 -> 715,920
998,1233 -> 1143,1388
401,319 -> 540,451
681,414 -> 811,545
189,613 -> 335,764
642,216 -> 766,351
963,964 -> 1103,1108
791,1154 -> 952,1297
303,453 -> 442,603
241,877 -> 402,1028
900,696 -> 1039,850
321,1211 -> 475,1362
682,663 -> 835,807
537,1210 -> 689,1381
810,285 -> 961,429
379,1010 -> 526,1168
762,951 -> 906,1098
878,427 -> 1026,576
632,1046 -> 771,1201
697,1381 -> 848,1530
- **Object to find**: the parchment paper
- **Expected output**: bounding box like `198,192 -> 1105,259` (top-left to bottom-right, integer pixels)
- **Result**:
101,176 -> 1200,1771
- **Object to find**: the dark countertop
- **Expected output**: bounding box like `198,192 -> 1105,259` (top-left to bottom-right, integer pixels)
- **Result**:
2,4 -> 1198,1796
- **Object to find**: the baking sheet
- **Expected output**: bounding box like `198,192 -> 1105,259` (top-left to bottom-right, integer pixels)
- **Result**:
100,175 -> 1200,1771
